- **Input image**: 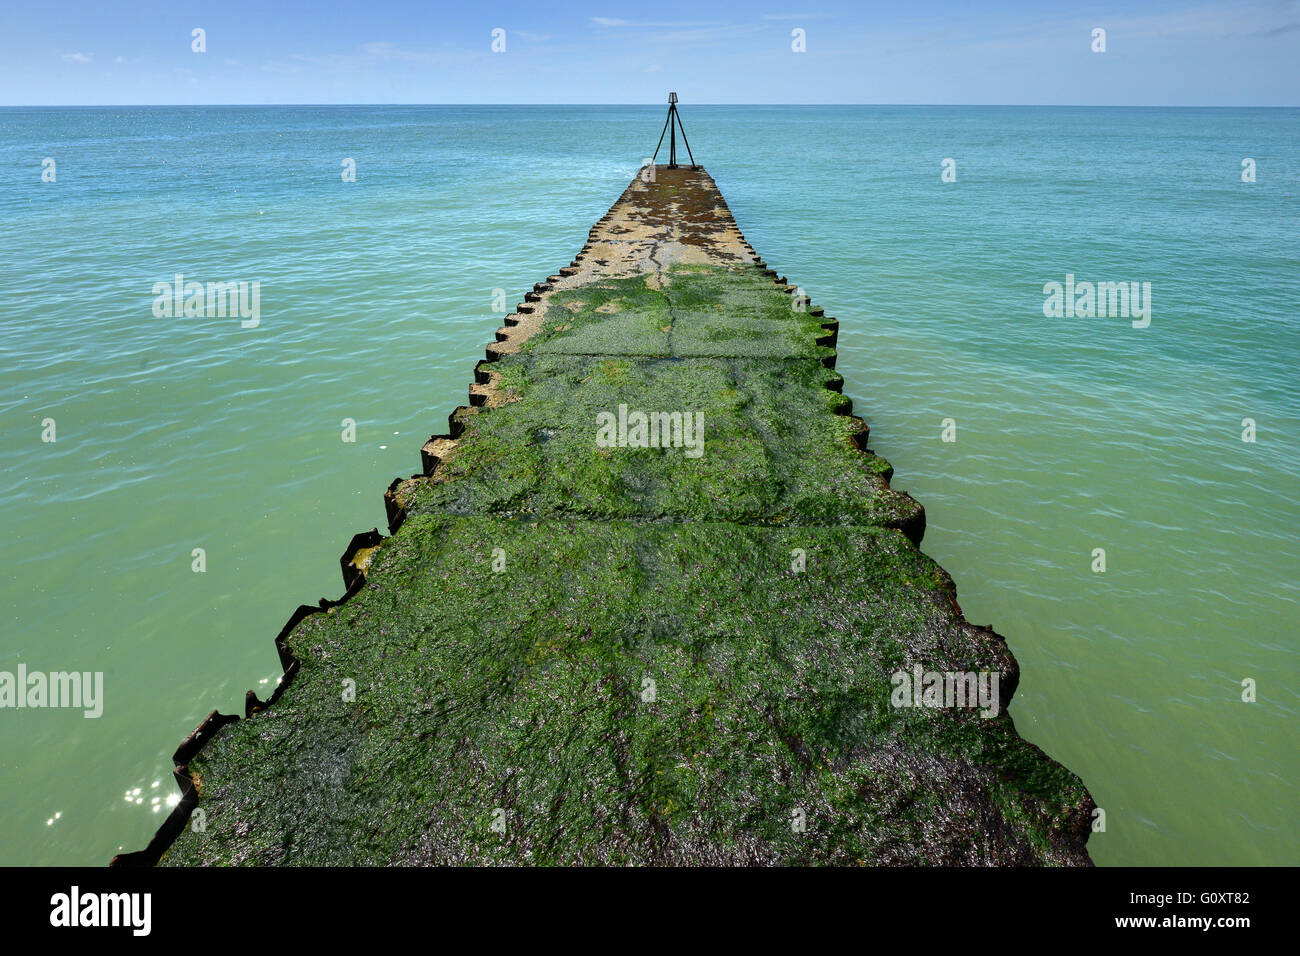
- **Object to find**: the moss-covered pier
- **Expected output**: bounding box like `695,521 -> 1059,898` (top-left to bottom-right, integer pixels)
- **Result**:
117,166 -> 1093,866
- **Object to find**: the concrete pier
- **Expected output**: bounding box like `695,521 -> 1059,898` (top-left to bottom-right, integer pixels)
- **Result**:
117,166 -> 1094,866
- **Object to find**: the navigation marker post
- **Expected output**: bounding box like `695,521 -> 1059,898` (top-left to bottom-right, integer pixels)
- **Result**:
652,91 -> 696,169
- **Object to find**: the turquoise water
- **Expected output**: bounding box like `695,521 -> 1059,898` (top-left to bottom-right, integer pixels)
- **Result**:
1,106 -> 1296,866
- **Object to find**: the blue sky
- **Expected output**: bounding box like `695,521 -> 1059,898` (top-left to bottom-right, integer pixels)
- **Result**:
4,0 -> 1298,105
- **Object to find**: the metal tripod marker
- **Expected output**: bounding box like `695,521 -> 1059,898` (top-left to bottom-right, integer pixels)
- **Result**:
651,92 -> 696,170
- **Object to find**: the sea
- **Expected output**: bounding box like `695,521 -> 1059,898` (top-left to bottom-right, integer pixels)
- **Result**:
1,105 -> 1296,866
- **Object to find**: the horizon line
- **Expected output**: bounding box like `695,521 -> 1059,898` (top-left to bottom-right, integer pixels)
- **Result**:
3,102 -> 1297,109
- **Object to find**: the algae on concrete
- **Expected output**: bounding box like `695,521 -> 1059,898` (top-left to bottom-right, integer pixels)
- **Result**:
148,166 -> 1093,866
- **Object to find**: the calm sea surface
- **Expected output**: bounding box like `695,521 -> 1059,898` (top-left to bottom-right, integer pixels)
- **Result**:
1,105 -> 1296,866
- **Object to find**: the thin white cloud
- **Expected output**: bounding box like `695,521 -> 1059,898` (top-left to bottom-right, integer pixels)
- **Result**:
61,52 -> 93,63
590,17 -> 718,28
844,0 -> 1300,64
1099,1 -> 1292,39
361,41 -> 408,59
286,41 -> 476,72
357,41 -> 455,65
1255,21 -> 1300,36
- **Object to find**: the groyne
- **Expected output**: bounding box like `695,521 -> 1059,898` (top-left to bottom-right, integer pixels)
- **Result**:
115,165 -> 1094,865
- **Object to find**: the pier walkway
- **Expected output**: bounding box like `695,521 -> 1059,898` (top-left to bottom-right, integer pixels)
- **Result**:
119,166 -> 1093,866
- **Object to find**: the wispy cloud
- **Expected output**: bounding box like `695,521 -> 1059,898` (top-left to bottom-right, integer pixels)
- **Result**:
61,52 -> 93,63
590,17 -> 718,28
1053,1 -> 1300,43
287,42 -> 447,69
282,40 -> 482,76
853,1 -> 1300,63
1251,20 -> 1300,37
361,41 -> 425,61
587,16 -> 762,46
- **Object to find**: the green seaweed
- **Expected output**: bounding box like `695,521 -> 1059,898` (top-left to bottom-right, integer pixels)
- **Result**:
155,173 -> 1092,867
165,517 -> 1090,865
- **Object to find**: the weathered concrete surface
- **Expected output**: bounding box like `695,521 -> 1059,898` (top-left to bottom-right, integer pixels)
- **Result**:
136,166 -> 1093,866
